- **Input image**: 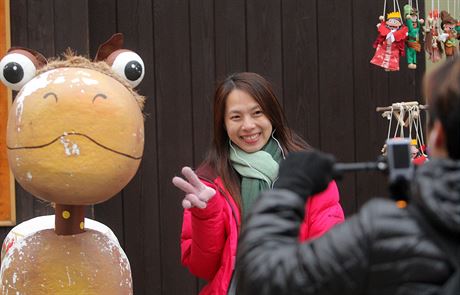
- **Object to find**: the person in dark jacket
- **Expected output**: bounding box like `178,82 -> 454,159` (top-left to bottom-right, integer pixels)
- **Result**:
236,58 -> 460,295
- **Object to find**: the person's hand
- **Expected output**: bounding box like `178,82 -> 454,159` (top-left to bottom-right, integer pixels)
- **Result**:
172,167 -> 216,209
274,151 -> 335,199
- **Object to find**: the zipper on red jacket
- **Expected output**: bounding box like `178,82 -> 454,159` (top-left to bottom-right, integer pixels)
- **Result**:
198,175 -> 240,293
198,176 -> 240,235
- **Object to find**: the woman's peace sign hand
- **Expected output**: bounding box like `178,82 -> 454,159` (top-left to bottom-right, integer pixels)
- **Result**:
172,167 -> 216,209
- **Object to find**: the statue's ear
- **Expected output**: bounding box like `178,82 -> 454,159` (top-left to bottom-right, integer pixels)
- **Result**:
0,47 -> 47,91
94,33 -> 124,62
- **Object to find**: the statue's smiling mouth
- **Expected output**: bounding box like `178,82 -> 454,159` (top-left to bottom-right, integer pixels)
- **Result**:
7,132 -> 142,160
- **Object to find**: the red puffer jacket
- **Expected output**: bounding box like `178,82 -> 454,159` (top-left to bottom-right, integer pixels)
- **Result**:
180,177 -> 344,294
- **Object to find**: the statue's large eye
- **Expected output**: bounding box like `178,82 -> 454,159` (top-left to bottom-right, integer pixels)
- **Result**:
111,51 -> 145,88
0,52 -> 37,91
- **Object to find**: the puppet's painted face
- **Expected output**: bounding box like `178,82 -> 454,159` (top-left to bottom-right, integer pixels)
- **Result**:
386,18 -> 402,30
0,46 -> 145,205
444,23 -> 455,32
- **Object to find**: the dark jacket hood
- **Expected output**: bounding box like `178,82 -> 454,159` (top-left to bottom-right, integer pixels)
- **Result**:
413,158 -> 460,234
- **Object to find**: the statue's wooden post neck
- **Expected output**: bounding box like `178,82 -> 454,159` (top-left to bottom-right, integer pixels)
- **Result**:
54,204 -> 85,235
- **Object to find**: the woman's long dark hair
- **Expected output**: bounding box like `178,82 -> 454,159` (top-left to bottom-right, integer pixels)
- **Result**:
197,72 -> 311,212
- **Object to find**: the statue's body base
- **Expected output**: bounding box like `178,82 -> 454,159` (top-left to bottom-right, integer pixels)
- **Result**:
0,229 -> 132,294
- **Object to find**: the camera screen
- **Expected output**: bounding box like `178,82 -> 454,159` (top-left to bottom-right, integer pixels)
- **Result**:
393,144 -> 410,168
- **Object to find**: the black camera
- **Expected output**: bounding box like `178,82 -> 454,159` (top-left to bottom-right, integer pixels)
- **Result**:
385,138 -> 414,183
333,138 -> 415,201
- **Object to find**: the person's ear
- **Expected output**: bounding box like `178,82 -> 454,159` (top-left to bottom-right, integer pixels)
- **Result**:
431,120 -> 446,147
428,119 -> 448,157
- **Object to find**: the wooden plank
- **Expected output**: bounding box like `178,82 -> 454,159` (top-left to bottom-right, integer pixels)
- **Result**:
388,71 -> 417,103
153,0 -> 195,293
0,0 -> 15,227
317,0 -> 356,216
246,0 -> 283,100
53,0 -> 89,55
282,0 -> 320,148
27,0 -> 55,57
214,0 -> 246,80
115,0 -> 161,293
353,1 -> 392,210
190,1 -> 215,290
87,0 -> 117,58
190,0 -> 215,167
9,0 -> 26,47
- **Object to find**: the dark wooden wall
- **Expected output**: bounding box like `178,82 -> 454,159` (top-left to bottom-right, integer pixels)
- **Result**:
1,0 -> 425,294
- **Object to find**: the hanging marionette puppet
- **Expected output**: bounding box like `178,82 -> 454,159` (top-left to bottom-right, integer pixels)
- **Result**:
425,9 -> 444,62
456,18 -> 460,52
404,3 -> 424,69
370,11 -> 409,71
377,102 -> 428,165
439,10 -> 458,58
0,33 -> 145,294
457,23 -> 460,52
448,0 -> 460,52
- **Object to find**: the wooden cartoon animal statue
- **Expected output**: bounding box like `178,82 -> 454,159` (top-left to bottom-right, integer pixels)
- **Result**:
0,33 -> 145,294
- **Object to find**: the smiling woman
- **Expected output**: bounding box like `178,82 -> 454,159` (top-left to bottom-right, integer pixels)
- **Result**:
172,72 -> 345,295
0,0 -> 15,226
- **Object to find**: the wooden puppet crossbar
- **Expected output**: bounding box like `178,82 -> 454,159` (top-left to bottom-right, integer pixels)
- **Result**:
375,101 -> 428,112
376,101 -> 428,132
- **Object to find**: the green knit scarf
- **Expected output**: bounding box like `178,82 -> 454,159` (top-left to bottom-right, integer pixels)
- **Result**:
229,138 -> 283,216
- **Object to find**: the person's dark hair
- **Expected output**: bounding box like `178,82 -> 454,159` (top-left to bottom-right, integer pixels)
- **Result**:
197,72 -> 311,211
424,57 -> 460,159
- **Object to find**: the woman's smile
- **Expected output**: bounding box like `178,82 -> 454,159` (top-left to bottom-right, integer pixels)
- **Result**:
241,133 -> 261,144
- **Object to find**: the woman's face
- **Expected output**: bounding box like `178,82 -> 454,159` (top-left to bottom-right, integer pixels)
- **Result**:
224,89 -> 273,153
